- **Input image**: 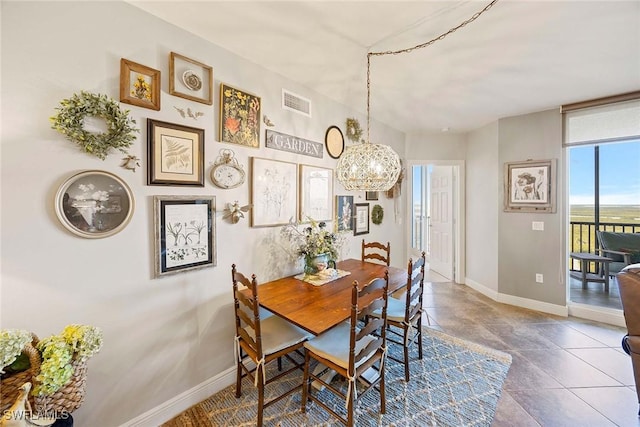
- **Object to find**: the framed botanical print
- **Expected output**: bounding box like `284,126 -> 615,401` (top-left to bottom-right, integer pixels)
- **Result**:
219,83 -> 261,148
147,119 -> 205,187
299,164 -> 333,222
504,159 -> 556,213
365,191 -> 378,201
169,52 -> 213,105
336,195 -> 354,232
120,58 -> 161,110
250,157 -> 297,227
154,196 -> 216,277
354,203 -> 370,236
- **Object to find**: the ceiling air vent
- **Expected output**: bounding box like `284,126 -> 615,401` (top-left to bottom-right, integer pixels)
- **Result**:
282,89 -> 311,117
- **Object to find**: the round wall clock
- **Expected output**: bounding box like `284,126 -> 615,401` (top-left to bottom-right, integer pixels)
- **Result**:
210,149 -> 246,189
325,126 -> 345,159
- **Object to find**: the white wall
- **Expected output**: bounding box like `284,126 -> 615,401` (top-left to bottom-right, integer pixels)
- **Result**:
465,122 -> 499,292
497,109 -> 565,306
0,2 -> 406,425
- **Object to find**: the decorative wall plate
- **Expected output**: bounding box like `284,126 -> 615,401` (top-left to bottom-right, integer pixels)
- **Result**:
182,70 -> 202,91
325,126 -> 345,159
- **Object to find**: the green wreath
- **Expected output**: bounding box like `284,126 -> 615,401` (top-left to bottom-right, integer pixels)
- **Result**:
372,204 -> 384,225
345,117 -> 363,143
50,91 -> 138,160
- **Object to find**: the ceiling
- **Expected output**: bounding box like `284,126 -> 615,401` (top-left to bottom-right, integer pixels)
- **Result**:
128,0 -> 640,134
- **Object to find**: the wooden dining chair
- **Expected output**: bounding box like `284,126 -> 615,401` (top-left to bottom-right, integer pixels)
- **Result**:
301,273 -> 389,427
370,252 -> 427,382
231,264 -> 312,427
362,239 -> 391,266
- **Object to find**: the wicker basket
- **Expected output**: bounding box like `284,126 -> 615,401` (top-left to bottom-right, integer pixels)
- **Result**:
0,333 -> 88,416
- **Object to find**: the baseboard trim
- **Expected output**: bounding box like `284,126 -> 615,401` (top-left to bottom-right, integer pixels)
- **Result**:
568,302 -> 626,327
121,365 -> 236,427
464,278 -> 568,317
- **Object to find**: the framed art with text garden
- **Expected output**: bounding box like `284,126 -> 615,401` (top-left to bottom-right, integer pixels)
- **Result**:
504,159 -> 556,213
153,196 -> 216,277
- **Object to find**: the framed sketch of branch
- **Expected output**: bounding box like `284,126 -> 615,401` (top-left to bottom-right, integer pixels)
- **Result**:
299,164 -> 333,222
336,195 -> 354,232
120,58 -> 161,110
154,196 -> 216,277
354,203 -> 370,236
250,157 -> 298,227
169,52 -> 213,105
504,159 -> 556,213
147,119 -> 205,187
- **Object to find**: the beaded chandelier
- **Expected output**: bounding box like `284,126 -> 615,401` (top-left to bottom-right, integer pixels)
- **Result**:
336,0 -> 498,191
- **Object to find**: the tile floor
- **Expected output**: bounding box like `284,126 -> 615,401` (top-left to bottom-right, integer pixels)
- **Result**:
421,272 -> 639,427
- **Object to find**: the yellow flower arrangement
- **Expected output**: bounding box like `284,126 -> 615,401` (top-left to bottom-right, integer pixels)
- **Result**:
1,325 -> 103,397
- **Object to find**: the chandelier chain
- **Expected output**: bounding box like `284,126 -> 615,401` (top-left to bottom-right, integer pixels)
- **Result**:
366,0 -> 499,142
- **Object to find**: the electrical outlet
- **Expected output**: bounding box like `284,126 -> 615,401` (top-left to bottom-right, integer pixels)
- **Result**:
536,274 -> 544,283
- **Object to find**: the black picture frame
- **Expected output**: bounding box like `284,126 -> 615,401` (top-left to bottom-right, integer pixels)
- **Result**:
154,196 -> 216,277
147,119 -> 205,187
325,125 -> 345,159
354,203 -> 370,236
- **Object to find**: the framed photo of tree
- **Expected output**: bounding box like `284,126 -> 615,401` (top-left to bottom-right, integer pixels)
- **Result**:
153,196 -> 216,277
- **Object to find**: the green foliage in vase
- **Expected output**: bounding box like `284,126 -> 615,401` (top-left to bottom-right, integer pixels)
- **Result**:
281,217 -> 342,262
50,91 -> 138,160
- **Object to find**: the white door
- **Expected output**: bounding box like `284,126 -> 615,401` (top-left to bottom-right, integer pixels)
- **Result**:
429,166 -> 454,279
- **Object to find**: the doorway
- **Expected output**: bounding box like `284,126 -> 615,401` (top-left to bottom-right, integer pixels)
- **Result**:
407,160 -> 465,283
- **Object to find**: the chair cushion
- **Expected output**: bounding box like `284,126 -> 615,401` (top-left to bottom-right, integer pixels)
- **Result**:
304,321 -> 376,369
370,296 -> 406,322
259,315 -> 313,356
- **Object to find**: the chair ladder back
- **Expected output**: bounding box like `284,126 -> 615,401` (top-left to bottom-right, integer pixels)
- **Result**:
362,240 -> 391,266
232,264 -> 263,358
348,274 -> 389,372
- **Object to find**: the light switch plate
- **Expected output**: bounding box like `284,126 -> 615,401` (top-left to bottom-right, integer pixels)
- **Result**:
532,221 -> 544,231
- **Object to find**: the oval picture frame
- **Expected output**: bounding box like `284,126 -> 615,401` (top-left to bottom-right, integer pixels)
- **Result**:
325,125 -> 345,159
55,170 -> 135,239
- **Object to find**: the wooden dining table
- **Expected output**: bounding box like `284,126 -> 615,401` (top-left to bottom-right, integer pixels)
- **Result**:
257,258 -> 407,335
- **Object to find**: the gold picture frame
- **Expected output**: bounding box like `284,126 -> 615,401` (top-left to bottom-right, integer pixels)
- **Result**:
169,52 -> 213,105
120,58 -> 161,111
220,83 -> 261,148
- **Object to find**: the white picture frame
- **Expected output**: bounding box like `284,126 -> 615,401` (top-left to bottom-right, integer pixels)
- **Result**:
250,157 -> 298,227
299,164 -> 333,222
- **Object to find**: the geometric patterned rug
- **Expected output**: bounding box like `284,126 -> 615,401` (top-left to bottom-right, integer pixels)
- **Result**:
162,327 -> 512,427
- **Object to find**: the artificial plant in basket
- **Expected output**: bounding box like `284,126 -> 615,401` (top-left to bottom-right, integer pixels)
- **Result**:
0,325 -> 103,414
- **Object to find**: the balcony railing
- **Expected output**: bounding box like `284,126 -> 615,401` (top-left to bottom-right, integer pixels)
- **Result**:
569,221 -> 640,273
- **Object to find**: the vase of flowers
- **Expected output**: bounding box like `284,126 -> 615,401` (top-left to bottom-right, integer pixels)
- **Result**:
0,324 -> 103,417
281,217 -> 341,275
